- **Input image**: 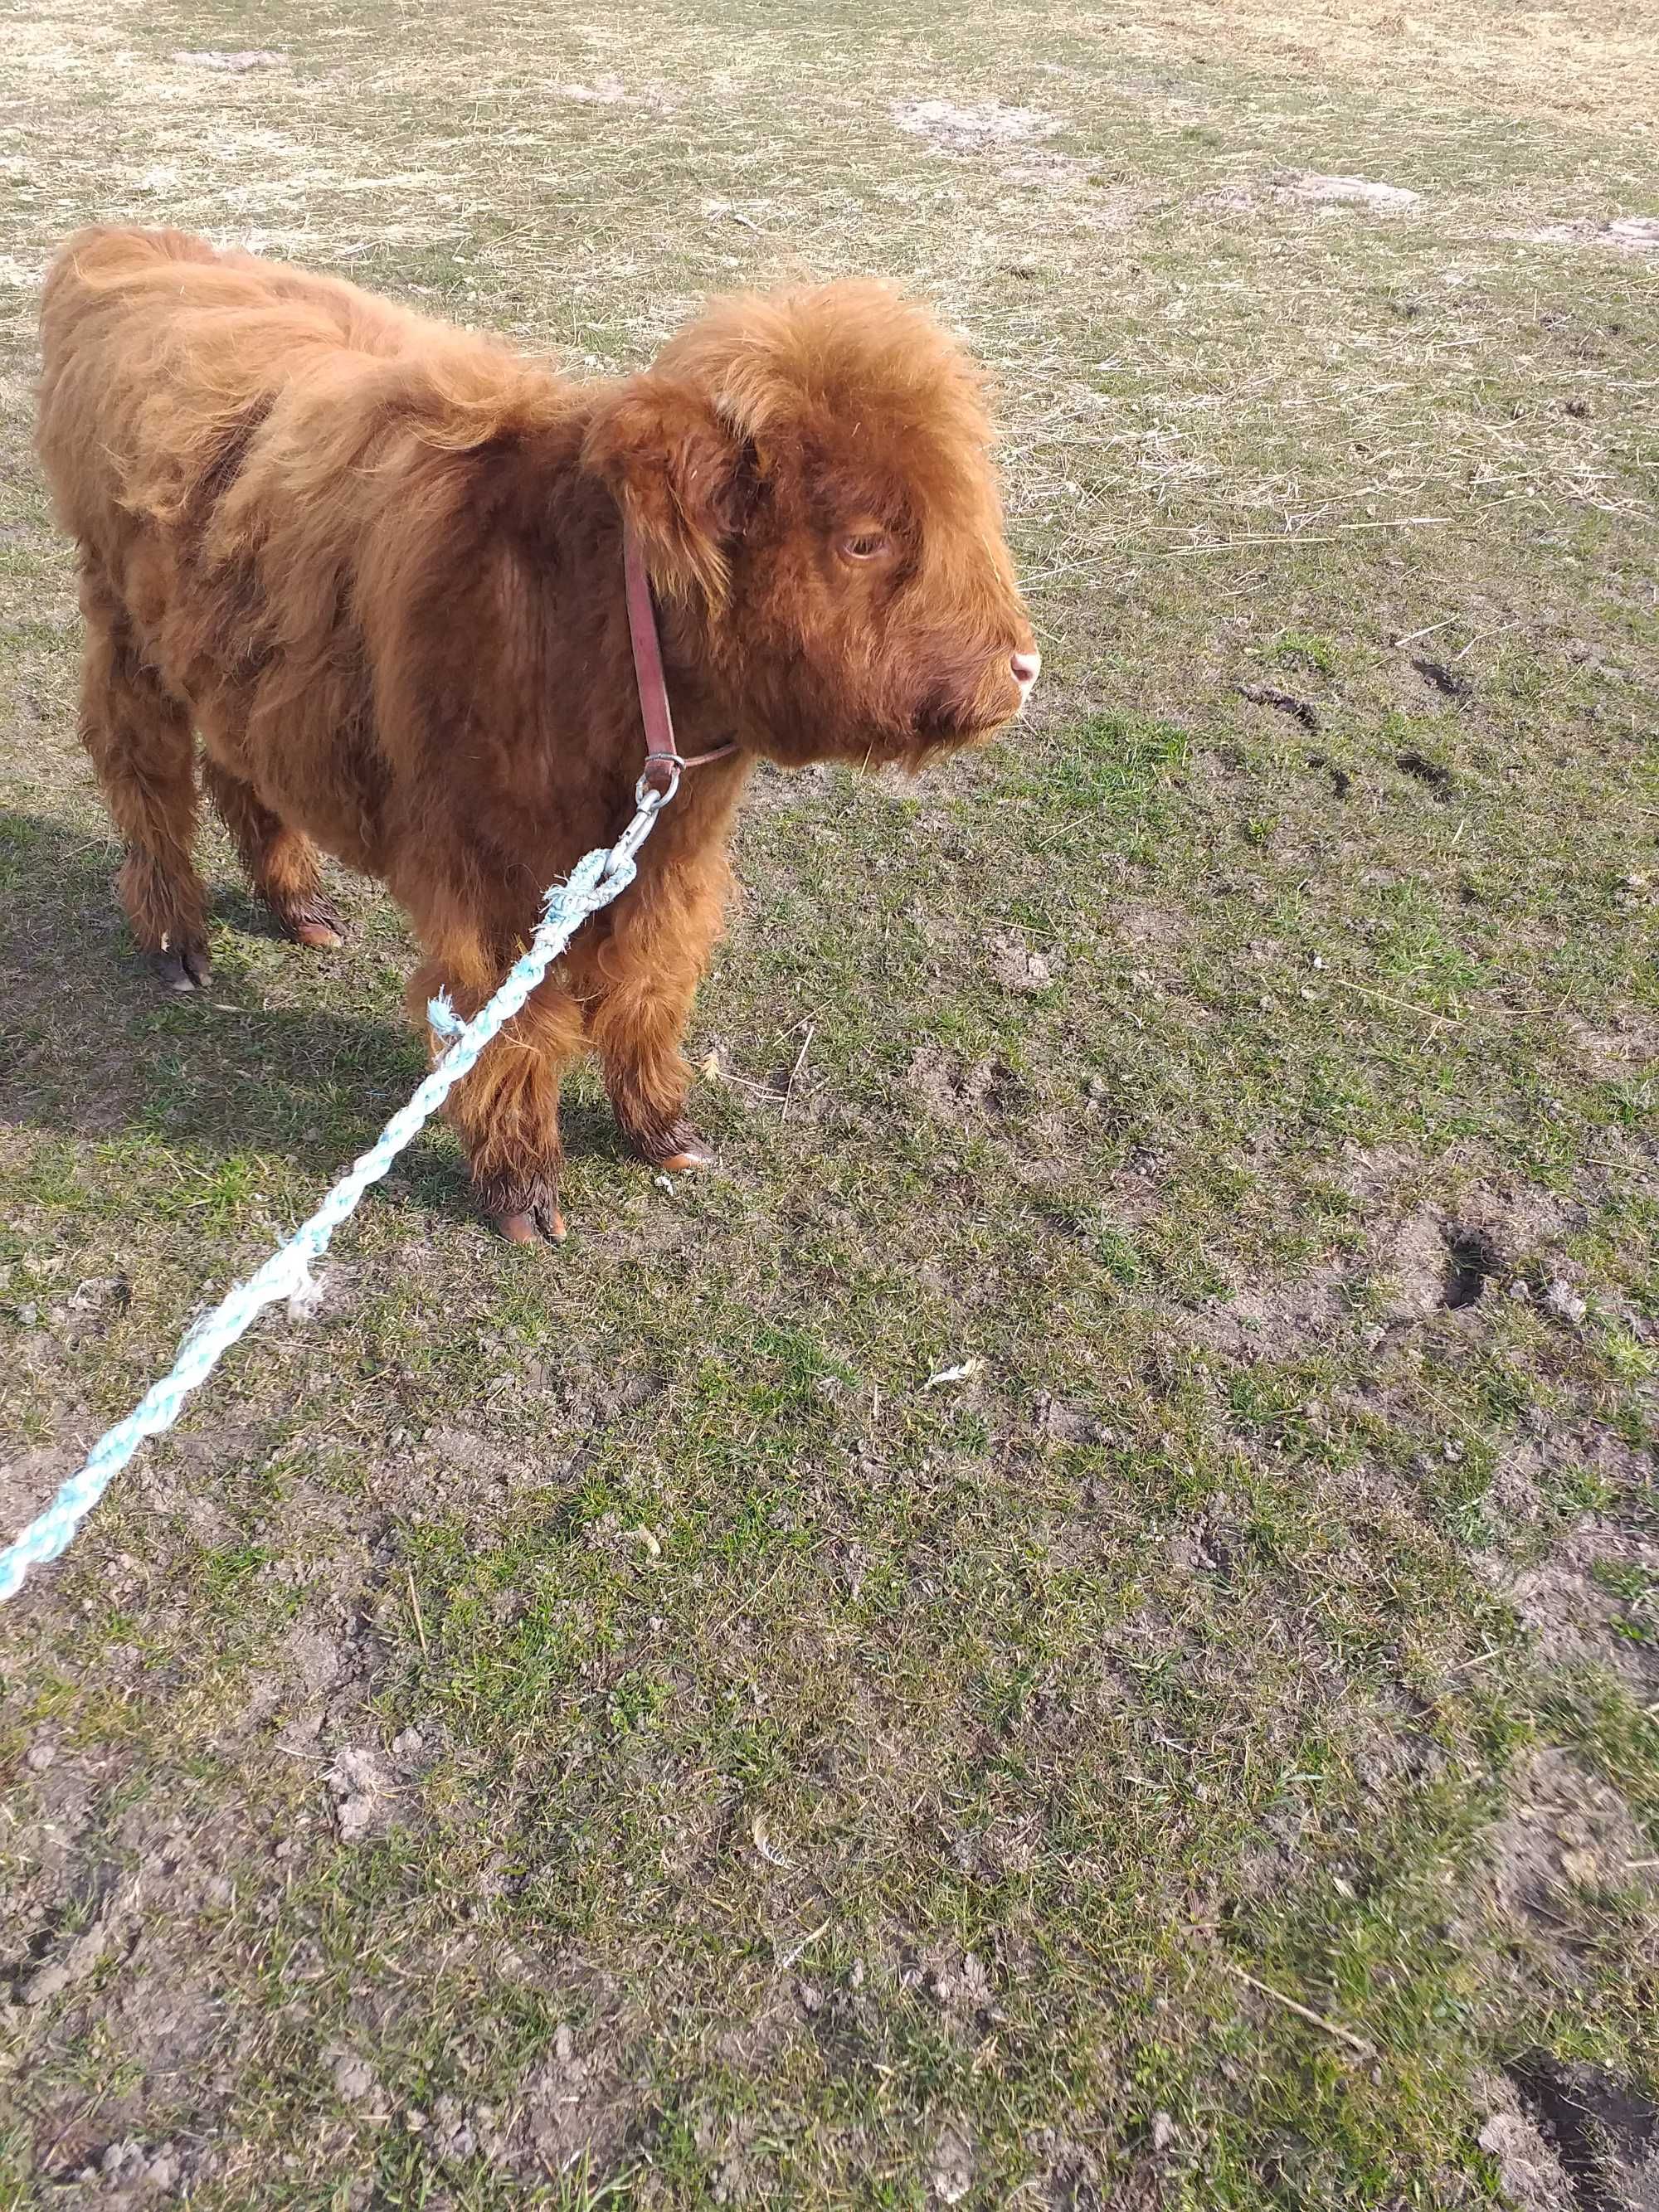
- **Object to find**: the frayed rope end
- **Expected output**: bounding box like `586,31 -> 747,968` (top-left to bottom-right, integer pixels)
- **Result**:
428,990 -> 465,1040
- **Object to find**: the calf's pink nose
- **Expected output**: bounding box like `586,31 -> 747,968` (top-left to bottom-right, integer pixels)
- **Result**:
1011,649 -> 1042,693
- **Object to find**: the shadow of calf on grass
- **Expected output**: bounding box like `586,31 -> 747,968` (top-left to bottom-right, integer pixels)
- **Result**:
0,809 -> 634,1221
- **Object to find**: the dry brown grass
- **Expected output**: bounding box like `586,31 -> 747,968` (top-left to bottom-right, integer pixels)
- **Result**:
1082,0 -> 1659,130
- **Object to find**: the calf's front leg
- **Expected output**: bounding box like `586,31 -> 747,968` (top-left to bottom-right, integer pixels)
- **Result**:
571,853 -> 728,1171
407,928 -> 589,1243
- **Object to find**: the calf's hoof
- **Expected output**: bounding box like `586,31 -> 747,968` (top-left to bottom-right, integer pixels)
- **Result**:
483,1177 -> 567,1246
277,894 -> 348,951
494,1207 -> 567,1246
153,939 -> 211,993
631,1117 -> 716,1174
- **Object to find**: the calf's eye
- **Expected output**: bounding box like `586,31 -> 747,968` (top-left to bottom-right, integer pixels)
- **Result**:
840,530 -> 891,562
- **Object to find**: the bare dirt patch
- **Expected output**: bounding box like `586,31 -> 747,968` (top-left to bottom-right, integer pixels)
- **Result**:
1274,170 -> 1423,212
1477,2100 -> 1577,2212
1458,1748 -> 1657,1979
556,72 -> 674,113
888,97 -> 1093,195
987,929 -> 1063,994
1525,216 -> 1659,253
1506,2056 -> 1659,2212
891,99 -> 1062,154
907,1046 -> 1023,1125
1563,1014 -> 1659,1078
1503,1522 -> 1659,1693
172,49 -> 285,73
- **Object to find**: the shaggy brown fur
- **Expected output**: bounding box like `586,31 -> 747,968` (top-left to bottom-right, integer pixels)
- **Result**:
36,226 -> 1037,1239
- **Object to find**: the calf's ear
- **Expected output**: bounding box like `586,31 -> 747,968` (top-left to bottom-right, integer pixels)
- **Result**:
582,372 -> 752,607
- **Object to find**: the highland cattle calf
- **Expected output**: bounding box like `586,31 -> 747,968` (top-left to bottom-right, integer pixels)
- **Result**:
36,226 -> 1038,1240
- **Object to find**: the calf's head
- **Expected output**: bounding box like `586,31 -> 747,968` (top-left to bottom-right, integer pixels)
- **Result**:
583,282 -> 1038,771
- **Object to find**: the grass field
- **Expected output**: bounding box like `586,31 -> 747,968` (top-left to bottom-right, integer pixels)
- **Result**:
2,2 -> 1657,2205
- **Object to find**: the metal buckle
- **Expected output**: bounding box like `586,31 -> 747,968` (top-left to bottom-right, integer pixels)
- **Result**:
636,751 -> 684,810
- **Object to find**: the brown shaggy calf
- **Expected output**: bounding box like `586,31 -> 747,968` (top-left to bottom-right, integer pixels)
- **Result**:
36,226 -> 1038,1241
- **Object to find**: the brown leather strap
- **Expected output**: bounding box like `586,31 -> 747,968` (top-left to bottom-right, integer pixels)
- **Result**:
623,520 -> 737,796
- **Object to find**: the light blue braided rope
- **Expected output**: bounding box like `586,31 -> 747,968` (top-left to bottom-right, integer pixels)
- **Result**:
0,780 -> 673,1607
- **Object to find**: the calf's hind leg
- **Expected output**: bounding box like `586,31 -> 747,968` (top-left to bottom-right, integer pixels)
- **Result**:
203,756 -> 346,950
77,579 -> 209,992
